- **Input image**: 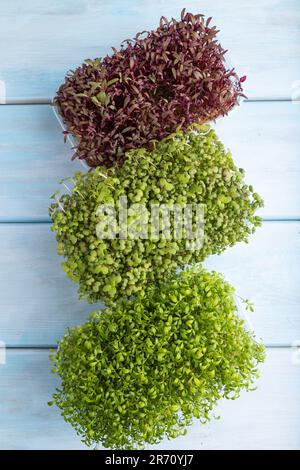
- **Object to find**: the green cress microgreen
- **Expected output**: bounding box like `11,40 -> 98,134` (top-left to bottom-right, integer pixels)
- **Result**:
55,10 -> 245,167
49,125 -> 263,305
49,266 -> 265,449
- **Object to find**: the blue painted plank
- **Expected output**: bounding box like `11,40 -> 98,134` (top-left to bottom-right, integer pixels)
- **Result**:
214,101 -> 300,220
0,224 -> 102,346
0,0 -> 299,100
0,102 -> 299,221
204,221 -> 300,345
0,105 -> 84,221
0,350 -> 85,450
0,222 -> 299,345
0,348 -> 299,449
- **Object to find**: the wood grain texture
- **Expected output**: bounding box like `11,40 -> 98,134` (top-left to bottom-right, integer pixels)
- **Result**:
0,0 -> 299,101
0,0 -> 299,451
214,101 -> 300,219
0,348 -> 299,449
0,101 -> 299,221
0,222 -> 299,345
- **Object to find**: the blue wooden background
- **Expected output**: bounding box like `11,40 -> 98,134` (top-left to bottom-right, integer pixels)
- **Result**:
0,0 -> 299,449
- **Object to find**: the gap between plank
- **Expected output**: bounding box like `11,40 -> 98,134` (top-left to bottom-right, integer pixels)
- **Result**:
0,98 -> 299,106
0,100 -> 297,352
0,218 -> 299,224
4,344 -> 295,350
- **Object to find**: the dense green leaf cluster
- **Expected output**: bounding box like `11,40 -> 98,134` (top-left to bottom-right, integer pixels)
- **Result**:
55,10 -> 244,167
50,267 -> 265,449
50,125 -> 263,304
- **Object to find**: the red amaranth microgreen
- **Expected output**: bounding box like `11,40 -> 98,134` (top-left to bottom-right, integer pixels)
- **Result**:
55,10 -> 246,167
49,267 -> 265,449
